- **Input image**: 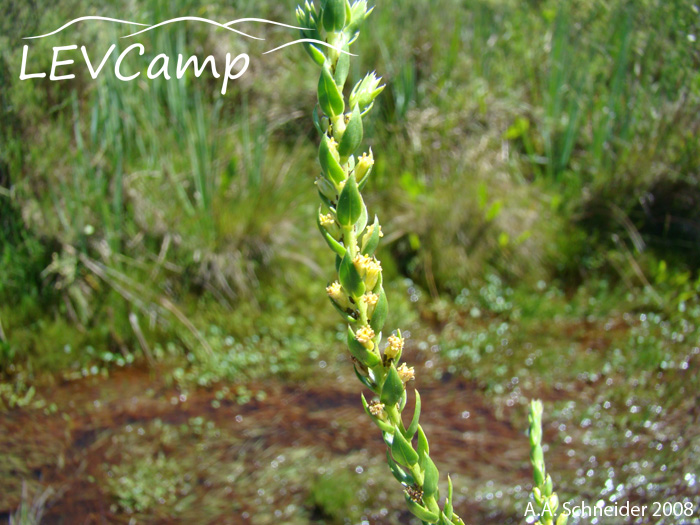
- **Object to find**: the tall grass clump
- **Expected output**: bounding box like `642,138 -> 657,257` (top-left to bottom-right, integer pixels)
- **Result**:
340,0 -> 700,293
504,1 -> 700,272
0,0 -> 323,373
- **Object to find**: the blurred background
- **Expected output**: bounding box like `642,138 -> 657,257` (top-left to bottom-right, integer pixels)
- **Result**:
1,0 -> 699,523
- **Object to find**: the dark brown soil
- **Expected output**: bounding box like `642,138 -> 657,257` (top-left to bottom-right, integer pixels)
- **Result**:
0,367 -> 534,524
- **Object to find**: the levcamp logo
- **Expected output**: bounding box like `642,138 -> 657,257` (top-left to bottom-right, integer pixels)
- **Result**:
19,15 -> 353,94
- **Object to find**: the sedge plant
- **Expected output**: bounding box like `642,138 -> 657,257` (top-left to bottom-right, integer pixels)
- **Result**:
296,1 -> 464,523
528,400 -> 568,525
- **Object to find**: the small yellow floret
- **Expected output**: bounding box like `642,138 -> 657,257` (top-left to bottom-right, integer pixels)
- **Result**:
362,292 -> 379,306
326,281 -> 350,309
385,334 -> 404,359
353,254 -> 382,290
355,325 -> 376,349
319,213 -> 335,227
397,362 -> 415,383
368,400 -> 385,417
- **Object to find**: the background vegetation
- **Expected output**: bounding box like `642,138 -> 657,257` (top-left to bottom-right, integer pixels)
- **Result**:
1,0 -> 698,523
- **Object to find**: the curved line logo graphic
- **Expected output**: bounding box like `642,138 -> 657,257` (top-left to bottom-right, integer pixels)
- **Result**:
19,16 -> 356,94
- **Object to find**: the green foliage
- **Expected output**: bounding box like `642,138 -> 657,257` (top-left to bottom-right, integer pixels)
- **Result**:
106,453 -> 186,514
0,382 -> 37,411
0,0 -> 697,381
307,470 -> 365,523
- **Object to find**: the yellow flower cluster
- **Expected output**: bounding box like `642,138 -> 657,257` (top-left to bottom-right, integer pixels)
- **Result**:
355,325 -> 376,349
385,334 -> 404,359
326,281 -> 350,309
365,223 -> 383,239
362,291 -> 379,318
353,254 -> 382,290
319,213 -> 335,227
355,150 -> 374,181
362,291 -> 378,306
368,400 -> 385,417
397,362 -> 415,383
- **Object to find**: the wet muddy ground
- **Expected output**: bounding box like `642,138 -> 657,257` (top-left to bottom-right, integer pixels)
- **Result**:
0,366 -> 548,524
2,310 -> 699,524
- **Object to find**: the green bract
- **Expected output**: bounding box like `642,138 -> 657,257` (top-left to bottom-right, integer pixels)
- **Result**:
322,0 -> 346,32
360,216 -> 380,255
338,104 -> 363,159
296,1 -> 325,66
318,62 -> 344,118
349,71 -> 385,113
369,287 -> 387,331
405,496 -> 439,523
379,364 -> 403,406
421,453 -> 440,498
319,135 -> 345,184
390,429 -> 419,467
338,250 -> 364,296
336,174 -> 363,227
333,45 -> 351,86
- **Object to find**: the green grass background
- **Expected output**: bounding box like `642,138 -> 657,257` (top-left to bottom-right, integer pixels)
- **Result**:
1,0 -> 699,522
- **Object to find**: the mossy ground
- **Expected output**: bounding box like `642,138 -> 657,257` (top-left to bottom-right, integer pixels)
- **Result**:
2,278 -> 698,524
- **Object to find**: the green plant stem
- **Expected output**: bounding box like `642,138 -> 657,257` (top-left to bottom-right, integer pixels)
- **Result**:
528,399 -> 568,525
297,1 -> 464,523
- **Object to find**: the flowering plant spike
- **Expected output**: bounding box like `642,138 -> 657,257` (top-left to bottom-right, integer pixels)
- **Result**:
528,400 -> 569,525
296,1 -> 464,523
